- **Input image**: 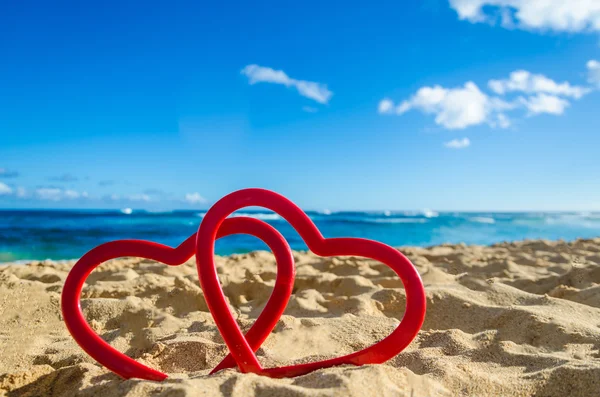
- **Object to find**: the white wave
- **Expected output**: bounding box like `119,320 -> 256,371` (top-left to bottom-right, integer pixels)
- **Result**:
320,209 -> 332,215
401,209 -> 438,217
383,210 -> 392,216
545,214 -> 600,228
230,212 -> 282,221
195,212 -> 206,218
470,216 -> 495,224
120,208 -> 132,215
580,212 -> 600,219
422,209 -> 439,218
371,218 -> 427,224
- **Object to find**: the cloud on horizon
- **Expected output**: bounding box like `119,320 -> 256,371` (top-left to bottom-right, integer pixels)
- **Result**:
127,194 -> 151,202
185,192 -> 206,205
0,182 -> 12,195
35,187 -> 88,201
0,185 -> 170,205
0,179 -> 210,208
241,64 -> 333,104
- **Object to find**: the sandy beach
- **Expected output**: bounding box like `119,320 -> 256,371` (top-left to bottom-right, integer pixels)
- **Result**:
1,238 -> 600,396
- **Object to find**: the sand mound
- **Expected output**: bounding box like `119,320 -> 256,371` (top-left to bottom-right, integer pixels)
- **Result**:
1,239 -> 600,396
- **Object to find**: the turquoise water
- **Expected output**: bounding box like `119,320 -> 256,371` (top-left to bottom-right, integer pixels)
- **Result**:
1,209 -> 599,262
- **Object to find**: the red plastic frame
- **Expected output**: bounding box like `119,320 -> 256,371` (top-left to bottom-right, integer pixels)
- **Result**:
61,188 -> 426,380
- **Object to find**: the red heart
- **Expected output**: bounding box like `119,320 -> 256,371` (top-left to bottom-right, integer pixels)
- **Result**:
61,216 -> 295,381
197,188 -> 426,378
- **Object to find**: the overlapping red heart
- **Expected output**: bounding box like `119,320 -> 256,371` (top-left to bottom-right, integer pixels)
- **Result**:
62,188 -> 426,380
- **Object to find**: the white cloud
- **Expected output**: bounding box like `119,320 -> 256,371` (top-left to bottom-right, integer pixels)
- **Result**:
380,62 -> 594,129
397,101 -> 413,114
35,187 -> 87,201
128,194 -> 151,202
381,82 -> 513,129
242,64 -> 290,85
588,59 -> 600,87
378,99 -> 394,114
0,182 -> 12,195
488,70 -> 589,98
449,0 -> 600,32
241,64 -> 333,104
185,192 -> 206,204
518,93 -> 570,115
63,190 -> 89,200
36,188 -> 63,201
444,138 -> 471,149
495,113 -> 511,128
64,190 -> 81,199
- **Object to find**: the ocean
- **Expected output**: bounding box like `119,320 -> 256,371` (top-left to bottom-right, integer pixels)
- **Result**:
1,209 -> 600,262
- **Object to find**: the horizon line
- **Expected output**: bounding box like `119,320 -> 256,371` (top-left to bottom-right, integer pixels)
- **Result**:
1,207 -> 599,214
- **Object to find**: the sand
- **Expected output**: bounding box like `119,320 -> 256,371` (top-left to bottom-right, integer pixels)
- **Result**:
1,238 -> 600,396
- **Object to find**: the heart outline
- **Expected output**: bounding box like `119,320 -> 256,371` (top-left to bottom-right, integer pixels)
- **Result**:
61,216 -> 295,381
197,188 -> 426,378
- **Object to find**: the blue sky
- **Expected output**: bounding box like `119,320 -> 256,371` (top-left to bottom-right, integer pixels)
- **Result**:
1,0 -> 599,211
